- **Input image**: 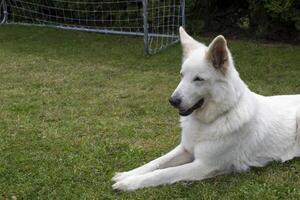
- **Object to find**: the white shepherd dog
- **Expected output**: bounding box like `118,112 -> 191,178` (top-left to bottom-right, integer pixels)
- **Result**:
112,27 -> 300,191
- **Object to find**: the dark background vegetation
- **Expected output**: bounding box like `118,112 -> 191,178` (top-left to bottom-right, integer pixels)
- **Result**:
186,0 -> 300,43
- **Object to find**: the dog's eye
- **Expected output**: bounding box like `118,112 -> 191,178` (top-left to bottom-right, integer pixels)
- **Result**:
193,77 -> 204,82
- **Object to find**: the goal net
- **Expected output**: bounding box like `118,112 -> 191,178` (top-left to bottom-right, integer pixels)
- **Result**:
1,0 -> 185,54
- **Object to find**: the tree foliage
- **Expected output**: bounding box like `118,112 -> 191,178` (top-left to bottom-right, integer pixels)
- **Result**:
186,0 -> 300,41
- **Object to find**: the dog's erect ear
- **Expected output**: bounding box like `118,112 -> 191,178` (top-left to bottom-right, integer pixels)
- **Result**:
179,27 -> 200,58
206,35 -> 229,73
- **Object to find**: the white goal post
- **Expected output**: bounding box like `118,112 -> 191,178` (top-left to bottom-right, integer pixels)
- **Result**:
0,0 -> 185,54
0,0 -> 7,24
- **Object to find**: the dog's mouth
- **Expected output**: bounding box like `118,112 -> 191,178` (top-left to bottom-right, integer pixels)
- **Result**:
179,98 -> 205,116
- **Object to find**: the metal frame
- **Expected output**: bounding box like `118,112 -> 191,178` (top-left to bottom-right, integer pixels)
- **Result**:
8,22 -> 178,39
1,0 -> 185,54
0,0 -> 7,24
142,0 -> 149,55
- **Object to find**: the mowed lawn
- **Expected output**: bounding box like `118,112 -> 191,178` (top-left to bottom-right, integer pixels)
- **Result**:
0,25 -> 300,199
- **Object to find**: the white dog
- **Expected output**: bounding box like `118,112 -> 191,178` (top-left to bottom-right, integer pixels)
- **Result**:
112,27 -> 300,191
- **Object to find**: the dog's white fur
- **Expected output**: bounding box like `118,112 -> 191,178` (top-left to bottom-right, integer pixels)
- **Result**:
112,27 -> 300,191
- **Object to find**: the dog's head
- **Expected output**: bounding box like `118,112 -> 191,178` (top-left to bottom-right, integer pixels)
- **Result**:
170,27 -> 235,117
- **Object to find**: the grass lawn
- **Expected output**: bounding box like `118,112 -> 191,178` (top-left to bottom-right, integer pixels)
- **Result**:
0,25 -> 299,199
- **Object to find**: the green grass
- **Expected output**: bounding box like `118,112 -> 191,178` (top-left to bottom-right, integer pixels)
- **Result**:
0,25 -> 299,199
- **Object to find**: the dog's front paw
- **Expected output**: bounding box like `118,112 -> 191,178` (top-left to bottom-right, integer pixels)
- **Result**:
112,172 -> 131,182
112,177 -> 141,192
112,181 -> 131,191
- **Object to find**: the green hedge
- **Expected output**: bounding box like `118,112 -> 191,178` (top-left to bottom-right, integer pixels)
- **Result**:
185,0 -> 300,42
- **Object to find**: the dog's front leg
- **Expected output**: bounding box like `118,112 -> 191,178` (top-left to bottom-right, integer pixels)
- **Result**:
113,160 -> 211,191
112,145 -> 193,182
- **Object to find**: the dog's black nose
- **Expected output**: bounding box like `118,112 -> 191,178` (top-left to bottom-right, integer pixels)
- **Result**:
169,97 -> 181,108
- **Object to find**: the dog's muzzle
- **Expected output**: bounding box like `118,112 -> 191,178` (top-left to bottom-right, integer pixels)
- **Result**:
169,97 -> 182,108
178,98 -> 205,116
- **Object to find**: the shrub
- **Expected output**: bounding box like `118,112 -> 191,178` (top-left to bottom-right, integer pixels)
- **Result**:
185,0 -> 300,42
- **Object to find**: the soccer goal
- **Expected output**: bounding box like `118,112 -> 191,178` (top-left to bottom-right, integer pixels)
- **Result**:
0,0 -> 185,54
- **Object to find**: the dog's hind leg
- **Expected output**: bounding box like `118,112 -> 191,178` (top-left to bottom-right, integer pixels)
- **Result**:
292,108 -> 300,158
296,109 -> 300,141
112,145 -> 193,182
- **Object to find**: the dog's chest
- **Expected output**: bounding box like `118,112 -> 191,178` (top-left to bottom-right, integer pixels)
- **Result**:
180,117 -> 235,154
